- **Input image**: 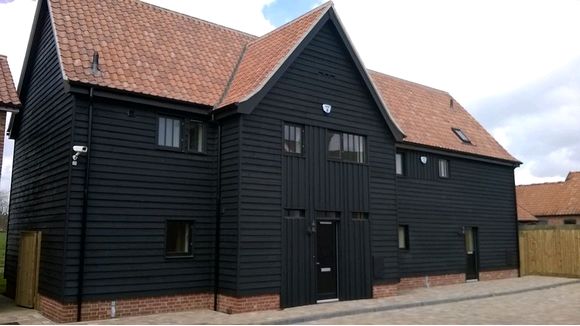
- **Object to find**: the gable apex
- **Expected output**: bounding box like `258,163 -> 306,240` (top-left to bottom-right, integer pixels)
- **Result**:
227,4 -> 405,141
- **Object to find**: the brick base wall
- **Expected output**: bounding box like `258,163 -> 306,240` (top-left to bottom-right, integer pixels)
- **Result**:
216,293 -> 280,314
372,283 -> 398,298
398,273 -> 466,291
38,295 -> 77,323
39,293 -> 212,323
479,269 -> 519,281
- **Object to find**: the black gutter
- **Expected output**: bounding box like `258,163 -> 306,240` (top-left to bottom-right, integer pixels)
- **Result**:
212,116 -> 222,311
76,87 -> 94,321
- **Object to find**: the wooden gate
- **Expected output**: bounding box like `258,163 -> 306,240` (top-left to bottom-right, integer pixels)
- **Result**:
519,225 -> 580,278
15,231 -> 42,308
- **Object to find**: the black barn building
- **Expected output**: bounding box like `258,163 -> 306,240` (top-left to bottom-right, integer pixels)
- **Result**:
5,0 -> 521,322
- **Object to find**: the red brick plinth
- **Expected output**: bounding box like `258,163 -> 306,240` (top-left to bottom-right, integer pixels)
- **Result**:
39,293 -> 212,323
372,283 -> 398,298
479,269 -> 519,281
398,273 -> 466,291
216,293 -> 280,314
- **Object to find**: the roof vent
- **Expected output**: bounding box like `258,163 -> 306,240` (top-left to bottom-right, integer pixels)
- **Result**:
91,51 -> 100,75
450,98 -> 454,108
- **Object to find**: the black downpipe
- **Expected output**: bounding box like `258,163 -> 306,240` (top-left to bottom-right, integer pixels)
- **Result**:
76,87 -> 94,321
212,118 -> 222,311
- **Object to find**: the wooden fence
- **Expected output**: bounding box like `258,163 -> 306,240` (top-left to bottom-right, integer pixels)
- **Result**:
519,225 -> 580,278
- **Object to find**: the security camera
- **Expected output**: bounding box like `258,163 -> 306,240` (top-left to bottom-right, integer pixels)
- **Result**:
73,145 -> 88,153
72,145 -> 88,166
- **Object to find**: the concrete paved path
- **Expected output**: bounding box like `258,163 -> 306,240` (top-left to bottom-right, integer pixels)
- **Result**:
0,295 -> 52,325
74,276 -> 579,325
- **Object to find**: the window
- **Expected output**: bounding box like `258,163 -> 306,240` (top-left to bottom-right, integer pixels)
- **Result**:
452,128 -> 471,143
186,121 -> 205,153
284,209 -> 305,218
284,123 -> 303,154
166,221 -> 193,257
564,219 -> 577,225
398,225 -> 409,249
317,211 -> 341,219
158,117 -> 206,152
352,212 -> 368,220
396,153 -> 404,175
465,227 -> 474,254
158,116 -> 181,148
327,131 -> 366,163
438,159 -> 449,178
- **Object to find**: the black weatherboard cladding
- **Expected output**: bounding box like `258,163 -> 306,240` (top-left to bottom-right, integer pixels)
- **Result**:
238,20 -> 398,303
63,96 -> 218,302
6,2 -> 74,301
396,149 -> 518,276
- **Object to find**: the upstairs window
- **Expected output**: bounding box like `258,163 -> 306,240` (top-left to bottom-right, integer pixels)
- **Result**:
158,117 -> 206,153
398,225 -> 409,249
186,121 -> 205,153
158,116 -> 181,148
452,128 -> 471,143
284,209 -> 305,219
438,159 -> 449,178
396,153 -> 404,175
166,220 -> 193,257
284,123 -> 304,154
327,131 -> 366,163
352,212 -> 369,220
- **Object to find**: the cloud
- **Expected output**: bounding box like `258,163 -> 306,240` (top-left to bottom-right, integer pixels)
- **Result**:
331,0 -> 580,104
472,58 -> 580,185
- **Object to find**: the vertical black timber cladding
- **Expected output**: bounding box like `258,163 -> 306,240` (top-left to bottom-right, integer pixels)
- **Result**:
6,3 -> 74,301
63,96 -> 219,301
239,21 -> 397,302
396,148 -> 518,276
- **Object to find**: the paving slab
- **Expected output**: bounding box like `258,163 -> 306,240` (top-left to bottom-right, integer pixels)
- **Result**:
0,295 -> 52,325
75,276 -> 579,325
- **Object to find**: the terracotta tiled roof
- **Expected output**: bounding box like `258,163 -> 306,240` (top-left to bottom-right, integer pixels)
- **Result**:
517,204 -> 537,221
218,3 -> 332,107
516,172 -> 580,217
45,0 -> 517,163
369,71 -> 518,163
0,55 -> 21,108
50,0 -> 256,106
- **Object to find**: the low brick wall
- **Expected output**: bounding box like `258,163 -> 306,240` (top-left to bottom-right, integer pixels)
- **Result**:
479,269 -> 519,281
39,292 -> 212,323
372,283 -> 398,298
398,273 -> 466,291
217,293 -> 280,314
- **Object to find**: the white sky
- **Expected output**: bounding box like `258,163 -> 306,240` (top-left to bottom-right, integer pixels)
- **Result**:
1,0 -> 579,189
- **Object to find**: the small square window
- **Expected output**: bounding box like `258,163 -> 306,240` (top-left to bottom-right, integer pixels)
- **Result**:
166,221 -> 193,257
452,128 -> 471,143
396,153 -> 404,175
398,225 -> 409,249
284,209 -> 305,218
187,121 -> 205,153
158,116 -> 182,148
284,123 -> 304,154
438,159 -> 449,178
352,212 -> 368,220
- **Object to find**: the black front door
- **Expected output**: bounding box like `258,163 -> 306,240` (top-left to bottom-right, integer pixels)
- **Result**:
465,227 -> 479,280
317,221 -> 338,301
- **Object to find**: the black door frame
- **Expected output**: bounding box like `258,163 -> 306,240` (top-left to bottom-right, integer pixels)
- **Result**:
315,219 -> 339,303
464,226 -> 480,281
